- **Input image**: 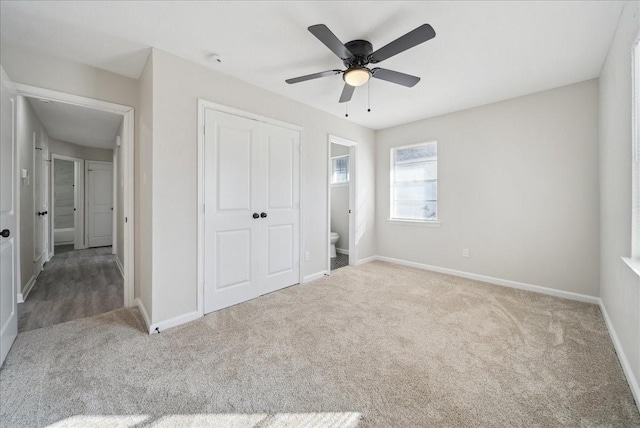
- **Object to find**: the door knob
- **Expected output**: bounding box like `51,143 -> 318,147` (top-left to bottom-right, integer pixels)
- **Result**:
253,213 -> 260,219
0,229 -> 9,238
260,212 -> 267,218
43,211 -> 48,215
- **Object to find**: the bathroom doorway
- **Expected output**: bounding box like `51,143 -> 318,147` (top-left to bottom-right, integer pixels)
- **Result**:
327,135 -> 357,273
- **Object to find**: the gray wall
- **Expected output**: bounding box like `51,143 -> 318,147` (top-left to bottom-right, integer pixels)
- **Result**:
376,79 -> 600,296
599,0 -> 640,394
330,143 -> 350,253
49,139 -> 113,162
115,120 -> 125,271
53,159 -> 74,229
137,53 -> 154,320
16,95 -> 49,294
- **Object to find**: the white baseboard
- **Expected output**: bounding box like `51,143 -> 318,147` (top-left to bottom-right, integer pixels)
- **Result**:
336,248 -> 349,255
134,298 -> 152,334
375,256 -> 600,304
356,255 -> 378,265
115,256 -> 124,278
18,275 -> 37,303
599,299 -> 640,407
150,310 -> 200,334
303,271 -> 328,283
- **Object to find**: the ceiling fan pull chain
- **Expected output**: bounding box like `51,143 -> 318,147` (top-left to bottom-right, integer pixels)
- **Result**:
345,102 -> 349,118
368,80 -> 371,112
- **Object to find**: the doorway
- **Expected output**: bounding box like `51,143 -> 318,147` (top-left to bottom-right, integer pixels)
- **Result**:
10,84 -> 134,333
51,155 -> 83,252
327,135 -> 357,273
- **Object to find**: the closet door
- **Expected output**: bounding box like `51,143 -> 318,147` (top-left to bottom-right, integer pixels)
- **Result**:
204,110 -> 262,313
259,123 -> 300,295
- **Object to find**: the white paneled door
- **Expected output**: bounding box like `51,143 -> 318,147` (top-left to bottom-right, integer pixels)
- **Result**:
87,161 -> 113,248
204,109 -> 300,314
0,68 -> 17,366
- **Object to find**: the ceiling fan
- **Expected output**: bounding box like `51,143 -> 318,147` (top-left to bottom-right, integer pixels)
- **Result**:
285,23 -> 436,103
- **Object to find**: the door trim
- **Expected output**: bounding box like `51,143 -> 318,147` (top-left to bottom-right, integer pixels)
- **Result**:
196,100 -> 304,317
327,135 -> 358,274
49,154 -> 84,256
13,83 -> 135,307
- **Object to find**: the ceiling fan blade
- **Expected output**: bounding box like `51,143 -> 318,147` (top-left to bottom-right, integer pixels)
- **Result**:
339,84 -> 355,103
371,68 -> 420,87
370,24 -> 435,63
308,24 -> 354,60
285,70 -> 342,84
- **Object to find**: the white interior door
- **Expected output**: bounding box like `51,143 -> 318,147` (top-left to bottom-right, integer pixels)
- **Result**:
86,161 -> 113,248
260,123 -> 300,295
204,110 -> 262,313
203,109 -> 300,314
1,68 -> 18,366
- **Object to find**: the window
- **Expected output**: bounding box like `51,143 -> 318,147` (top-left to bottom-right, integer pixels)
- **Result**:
390,141 -> 437,221
331,155 -> 349,185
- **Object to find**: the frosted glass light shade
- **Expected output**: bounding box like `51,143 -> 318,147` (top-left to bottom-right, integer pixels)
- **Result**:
343,68 -> 371,87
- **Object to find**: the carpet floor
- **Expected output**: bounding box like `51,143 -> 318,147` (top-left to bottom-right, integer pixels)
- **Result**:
18,246 -> 123,333
1,261 -> 638,427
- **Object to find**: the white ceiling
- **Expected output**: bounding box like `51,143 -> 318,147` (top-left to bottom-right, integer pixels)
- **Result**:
27,98 -> 122,149
1,1 -> 625,130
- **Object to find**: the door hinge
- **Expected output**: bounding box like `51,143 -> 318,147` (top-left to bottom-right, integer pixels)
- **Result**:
125,217 -> 128,223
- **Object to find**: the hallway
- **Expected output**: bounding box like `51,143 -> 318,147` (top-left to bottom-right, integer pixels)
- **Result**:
18,247 -> 123,332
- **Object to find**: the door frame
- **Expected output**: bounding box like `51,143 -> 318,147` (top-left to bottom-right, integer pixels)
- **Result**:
326,135 -> 358,273
84,160 -> 113,248
13,83 -> 135,307
196,99 -> 304,317
49,154 -> 84,256
32,131 -> 49,269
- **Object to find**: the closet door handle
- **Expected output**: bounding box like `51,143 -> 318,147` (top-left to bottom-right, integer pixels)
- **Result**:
260,212 -> 267,218
1,229 -> 10,238
253,213 -> 260,219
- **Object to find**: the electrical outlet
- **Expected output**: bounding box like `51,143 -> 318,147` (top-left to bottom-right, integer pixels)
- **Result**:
462,248 -> 470,258
304,251 -> 310,261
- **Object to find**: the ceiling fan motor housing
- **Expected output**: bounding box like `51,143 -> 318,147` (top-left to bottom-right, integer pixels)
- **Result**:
343,40 -> 374,68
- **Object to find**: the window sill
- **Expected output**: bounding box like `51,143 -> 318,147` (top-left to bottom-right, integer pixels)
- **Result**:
331,183 -> 349,188
387,219 -> 441,227
621,257 -> 640,278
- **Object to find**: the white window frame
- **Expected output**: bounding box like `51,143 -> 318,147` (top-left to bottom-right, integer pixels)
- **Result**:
388,140 -> 440,226
624,34 -> 640,276
331,154 -> 350,186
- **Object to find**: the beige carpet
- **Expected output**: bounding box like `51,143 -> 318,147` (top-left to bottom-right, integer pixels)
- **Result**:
0,261 -> 638,427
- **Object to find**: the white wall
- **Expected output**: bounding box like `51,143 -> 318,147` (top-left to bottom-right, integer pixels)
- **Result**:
16,95 -> 49,294
599,0 -> 640,394
376,79 -> 600,296
148,48 -> 376,324
330,143 -> 350,252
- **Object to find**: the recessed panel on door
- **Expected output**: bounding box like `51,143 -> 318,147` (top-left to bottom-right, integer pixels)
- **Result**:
267,224 -> 293,276
216,229 -> 252,290
267,135 -> 294,210
0,240 -> 15,335
217,127 -> 252,212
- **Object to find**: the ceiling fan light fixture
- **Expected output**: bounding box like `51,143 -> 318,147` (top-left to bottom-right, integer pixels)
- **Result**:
343,67 -> 371,87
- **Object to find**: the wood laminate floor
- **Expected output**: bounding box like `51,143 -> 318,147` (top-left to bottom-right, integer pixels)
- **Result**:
18,246 -> 123,332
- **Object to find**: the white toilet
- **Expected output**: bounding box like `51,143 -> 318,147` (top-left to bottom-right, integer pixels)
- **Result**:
330,232 -> 340,258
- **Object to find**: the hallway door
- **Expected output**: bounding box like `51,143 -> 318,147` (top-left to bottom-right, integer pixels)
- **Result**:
0,67 -> 18,366
86,161 -> 113,248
